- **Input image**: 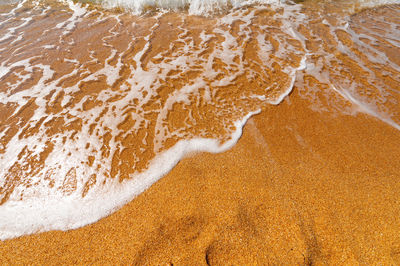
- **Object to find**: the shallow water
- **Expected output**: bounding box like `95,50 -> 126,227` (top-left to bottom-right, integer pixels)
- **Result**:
0,0 -> 399,240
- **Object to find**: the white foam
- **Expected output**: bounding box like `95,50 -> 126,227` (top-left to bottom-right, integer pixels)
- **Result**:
0,1 -> 279,240
356,0 -> 400,8
92,0 -> 400,15
0,66 -> 9,80
268,55 -> 307,105
98,0 -> 283,14
331,85 -> 400,130
56,0 -> 88,35
0,16 -> 32,42
0,110 -> 259,240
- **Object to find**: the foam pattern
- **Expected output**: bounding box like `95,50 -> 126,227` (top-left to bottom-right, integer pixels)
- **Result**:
0,0 -> 306,239
0,0 -> 399,239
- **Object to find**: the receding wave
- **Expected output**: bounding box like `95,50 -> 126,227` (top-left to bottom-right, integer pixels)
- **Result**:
91,0 -> 400,15
0,0 -> 399,240
96,0 -> 282,15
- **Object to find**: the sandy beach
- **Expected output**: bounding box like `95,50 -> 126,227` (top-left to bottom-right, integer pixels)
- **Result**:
1,0 -> 400,264
1,85 -> 400,264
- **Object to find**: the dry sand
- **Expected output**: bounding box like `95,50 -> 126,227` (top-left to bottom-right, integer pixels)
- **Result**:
1,86 -> 400,264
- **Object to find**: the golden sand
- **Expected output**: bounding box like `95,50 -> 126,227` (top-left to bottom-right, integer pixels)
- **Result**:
1,1 -> 400,264
1,86 -> 400,264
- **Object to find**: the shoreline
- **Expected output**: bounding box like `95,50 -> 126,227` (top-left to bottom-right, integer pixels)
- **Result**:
1,87 -> 400,264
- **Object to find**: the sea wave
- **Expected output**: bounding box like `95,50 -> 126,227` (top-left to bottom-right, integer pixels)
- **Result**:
90,0 -> 400,15
0,0 -> 399,240
93,0 -> 283,15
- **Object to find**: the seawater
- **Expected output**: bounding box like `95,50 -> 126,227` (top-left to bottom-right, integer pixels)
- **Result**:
0,0 -> 399,240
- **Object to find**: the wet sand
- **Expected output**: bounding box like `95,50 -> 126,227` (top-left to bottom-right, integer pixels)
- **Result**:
1,86 -> 400,264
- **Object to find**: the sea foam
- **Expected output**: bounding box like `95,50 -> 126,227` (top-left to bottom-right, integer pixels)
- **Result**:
0,0 -> 399,241
95,0 -> 400,15
0,111 -> 259,240
0,0 -> 305,239
98,0 -> 283,14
